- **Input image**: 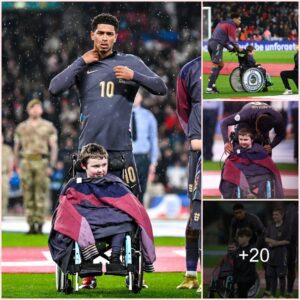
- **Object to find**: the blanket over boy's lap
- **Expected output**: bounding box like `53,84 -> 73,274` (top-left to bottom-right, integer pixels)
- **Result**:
219,144 -> 284,198
49,175 -> 156,272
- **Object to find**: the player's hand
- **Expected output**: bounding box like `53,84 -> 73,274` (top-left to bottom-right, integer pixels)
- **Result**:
113,66 -> 134,80
224,142 -> 233,155
263,144 -> 272,154
82,49 -> 99,64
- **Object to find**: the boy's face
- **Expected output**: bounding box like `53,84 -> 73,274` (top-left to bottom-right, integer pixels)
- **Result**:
272,211 -> 283,223
238,235 -> 250,247
238,134 -> 252,149
83,157 -> 108,178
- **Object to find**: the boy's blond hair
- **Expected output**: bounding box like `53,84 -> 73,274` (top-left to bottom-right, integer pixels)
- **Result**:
79,143 -> 108,166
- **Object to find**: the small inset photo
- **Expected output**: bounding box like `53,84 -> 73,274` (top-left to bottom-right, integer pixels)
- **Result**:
203,201 -> 298,298
203,2 -> 298,99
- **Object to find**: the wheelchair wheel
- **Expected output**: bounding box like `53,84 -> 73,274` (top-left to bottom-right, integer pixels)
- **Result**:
217,276 -> 235,298
56,265 -> 65,292
247,274 -> 260,298
229,67 -> 244,92
132,250 -> 143,293
56,265 -> 73,294
241,67 -> 265,92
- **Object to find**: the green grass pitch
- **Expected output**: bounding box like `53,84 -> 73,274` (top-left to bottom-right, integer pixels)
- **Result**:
2,273 -> 200,298
2,233 -> 198,298
203,50 -> 298,99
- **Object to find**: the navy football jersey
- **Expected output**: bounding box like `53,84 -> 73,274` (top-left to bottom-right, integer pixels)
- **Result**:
49,51 -> 167,151
221,102 -> 285,148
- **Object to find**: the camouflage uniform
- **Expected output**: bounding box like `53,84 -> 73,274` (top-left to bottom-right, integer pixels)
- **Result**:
2,144 -> 13,215
14,119 -> 57,227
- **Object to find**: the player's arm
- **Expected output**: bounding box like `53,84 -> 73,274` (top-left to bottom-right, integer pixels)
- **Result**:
270,117 -> 286,149
228,219 -> 237,245
251,215 -> 266,248
228,25 -> 243,52
176,74 -> 191,135
48,54 -> 92,95
220,114 -> 237,154
188,103 -> 201,151
148,114 -> 159,180
114,58 -> 167,95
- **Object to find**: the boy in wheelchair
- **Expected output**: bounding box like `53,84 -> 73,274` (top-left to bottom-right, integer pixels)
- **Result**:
242,45 -> 272,91
49,143 -> 155,291
219,128 -> 284,199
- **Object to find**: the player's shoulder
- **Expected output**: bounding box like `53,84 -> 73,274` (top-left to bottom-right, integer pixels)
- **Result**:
180,57 -> 201,77
116,52 -> 142,63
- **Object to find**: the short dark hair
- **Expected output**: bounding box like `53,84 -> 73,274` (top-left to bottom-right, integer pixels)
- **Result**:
237,227 -> 253,238
256,114 -> 273,132
238,127 -> 255,139
273,207 -> 284,216
233,203 -> 245,211
246,45 -> 256,53
79,143 -> 108,166
91,13 -> 119,32
231,13 -> 240,20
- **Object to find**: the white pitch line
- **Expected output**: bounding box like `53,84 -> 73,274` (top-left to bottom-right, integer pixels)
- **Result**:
2,261 -> 55,267
173,250 -> 186,257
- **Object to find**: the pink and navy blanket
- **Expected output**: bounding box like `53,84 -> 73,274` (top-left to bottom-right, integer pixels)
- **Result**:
49,175 -> 156,270
220,144 -> 284,198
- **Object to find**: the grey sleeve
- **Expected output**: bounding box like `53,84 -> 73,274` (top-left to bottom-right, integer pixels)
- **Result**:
132,58 -> 167,95
49,57 -> 87,95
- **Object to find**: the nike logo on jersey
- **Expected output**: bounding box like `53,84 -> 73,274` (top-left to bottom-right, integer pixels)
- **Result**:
87,69 -> 99,74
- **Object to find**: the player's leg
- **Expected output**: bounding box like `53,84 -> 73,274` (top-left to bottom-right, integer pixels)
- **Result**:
177,152 -> 200,290
207,40 -> 224,93
107,151 -> 142,201
280,70 -> 294,94
287,243 -> 297,296
278,265 -> 287,297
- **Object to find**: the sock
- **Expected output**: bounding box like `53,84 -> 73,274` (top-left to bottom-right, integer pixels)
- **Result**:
186,271 -> 197,277
208,67 -> 221,88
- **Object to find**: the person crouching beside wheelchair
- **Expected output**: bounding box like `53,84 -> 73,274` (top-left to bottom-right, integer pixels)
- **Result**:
244,45 -> 272,92
229,228 -> 257,298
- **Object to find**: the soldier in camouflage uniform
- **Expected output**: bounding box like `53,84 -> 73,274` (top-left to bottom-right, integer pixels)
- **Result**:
2,134 -> 14,216
14,99 -> 58,234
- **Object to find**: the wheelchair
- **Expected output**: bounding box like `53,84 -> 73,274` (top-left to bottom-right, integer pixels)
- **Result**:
52,155 -> 145,294
55,226 -> 144,294
207,252 -> 260,298
229,52 -> 271,93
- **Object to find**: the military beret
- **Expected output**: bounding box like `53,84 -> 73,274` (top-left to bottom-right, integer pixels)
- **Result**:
26,99 -> 42,110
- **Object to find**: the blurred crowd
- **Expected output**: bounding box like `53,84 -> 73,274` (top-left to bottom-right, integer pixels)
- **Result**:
208,2 -> 298,41
2,2 -> 201,212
